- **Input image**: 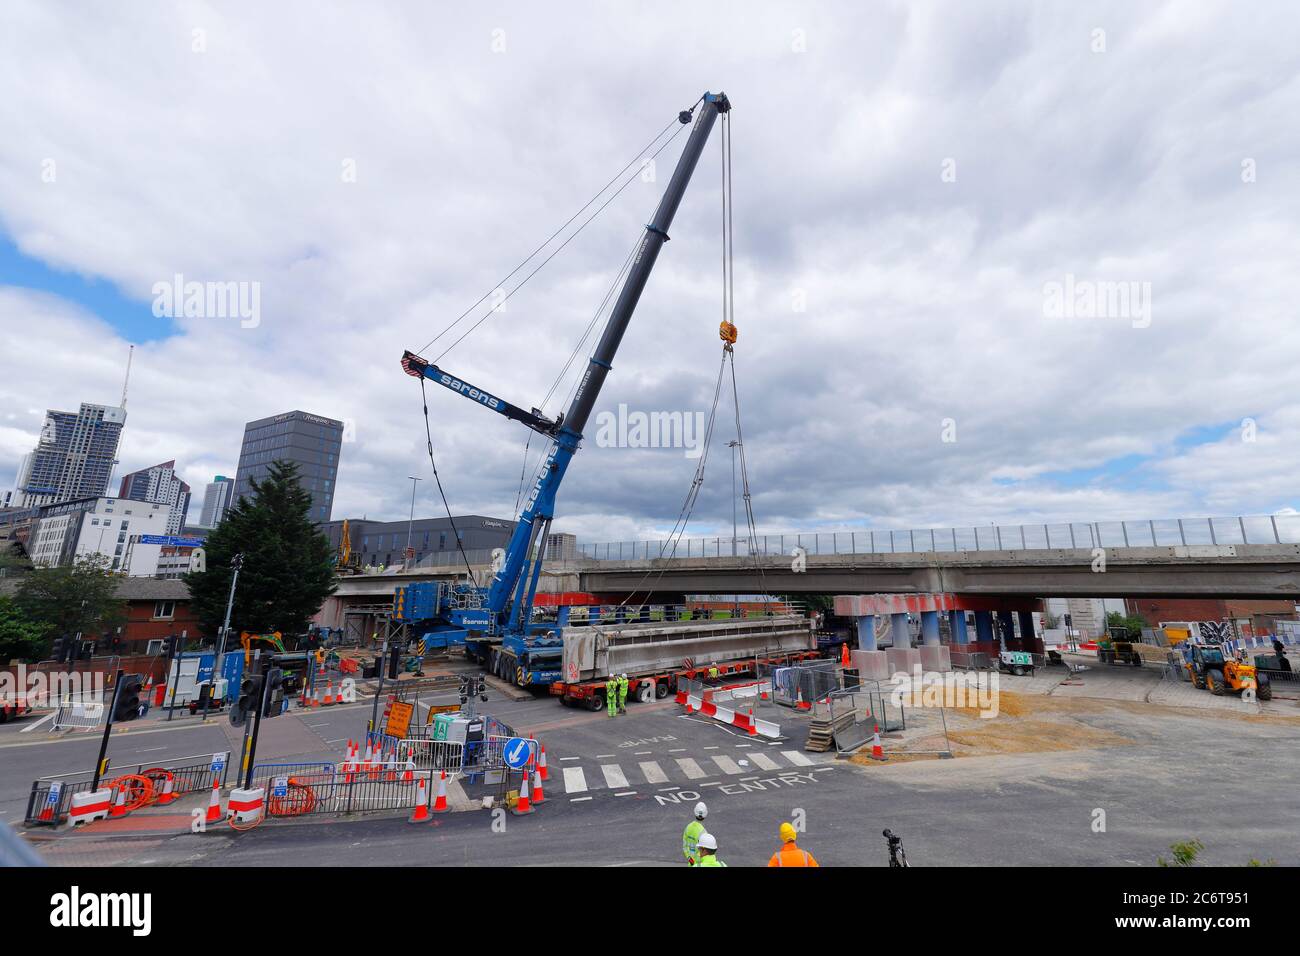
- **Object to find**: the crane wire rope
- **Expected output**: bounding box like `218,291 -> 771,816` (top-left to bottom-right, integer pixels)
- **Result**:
416,104 -> 699,363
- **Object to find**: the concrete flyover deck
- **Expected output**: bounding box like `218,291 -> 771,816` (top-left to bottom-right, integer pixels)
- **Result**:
576,543 -> 1300,599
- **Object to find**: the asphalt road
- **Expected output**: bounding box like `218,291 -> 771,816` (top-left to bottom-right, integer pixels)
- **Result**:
17,683 -> 1300,867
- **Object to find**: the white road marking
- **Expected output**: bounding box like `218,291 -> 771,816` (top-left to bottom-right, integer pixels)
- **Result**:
634,750 -> 651,755
658,786 -> 680,792
601,765 -> 629,789
570,796 -> 593,802
740,776 -> 760,782
614,790 -> 637,797
782,750 -> 814,766
703,745 -> 720,750
563,767 -> 588,794
639,761 -> 668,784
560,756 -> 580,761
675,757 -> 707,780
734,742 -> 752,747
711,754 -> 743,775
596,754 -> 615,759
747,751 -> 780,771
668,748 -> 686,753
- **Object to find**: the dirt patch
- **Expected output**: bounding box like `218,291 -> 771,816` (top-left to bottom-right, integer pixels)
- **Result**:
944,719 -> 1132,756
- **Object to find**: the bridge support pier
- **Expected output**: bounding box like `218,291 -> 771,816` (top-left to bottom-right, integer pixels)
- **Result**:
920,610 -> 941,646
974,610 -> 995,644
855,614 -> 877,651
891,612 -> 911,649
948,609 -> 969,644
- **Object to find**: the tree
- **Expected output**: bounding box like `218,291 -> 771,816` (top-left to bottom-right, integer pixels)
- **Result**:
184,460 -> 336,643
14,554 -> 126,655
1105,610 -> 1145,641
0,596 -> 45,664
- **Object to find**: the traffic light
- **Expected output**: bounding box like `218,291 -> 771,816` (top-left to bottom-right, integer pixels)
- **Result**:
50,636 -> 67,663
113,674 -> 144,722
387,646 -> 400,680
262,668 -> 285,718
230,674 -> 262,727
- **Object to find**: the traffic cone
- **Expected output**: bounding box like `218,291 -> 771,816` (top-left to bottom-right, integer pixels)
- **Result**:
747,707 -> 758,736
322,680 -> 335,706
157,774 -> 176,805
532,766 -> 545,804
38,796 -> 55,822
402,756 -> 416,783
513,772 -> 533,816
870,724 -> 885,761
432,771 -> 449,813
109,784 -> 129,818
796,689 -> 810,711
537,742 -> 549,782
204,778 -> 223,824
408,777 -> 432,823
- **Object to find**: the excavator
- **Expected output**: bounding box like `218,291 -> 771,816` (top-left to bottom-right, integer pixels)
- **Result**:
1183,641 -> 1272,700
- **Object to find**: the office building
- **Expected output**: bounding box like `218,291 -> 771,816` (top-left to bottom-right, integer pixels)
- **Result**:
27,496 -> 171,571
234,411 -> 343,524
320,515 -> 514,569
13,403 -> 127,507
199,475 -> 234,527
118,460 -> 191,535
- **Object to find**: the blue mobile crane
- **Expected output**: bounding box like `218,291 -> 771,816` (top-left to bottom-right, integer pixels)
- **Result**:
393,92 -> 732,686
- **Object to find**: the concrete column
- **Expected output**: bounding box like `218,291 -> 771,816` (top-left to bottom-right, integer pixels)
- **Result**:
948,609 -> 970,644
855,614 -> 876,651
891,612 -> 911,649
920,610 -> 941,646
974,610 -> 995,644
997,610 -> 1016,646
1018,611 -> 1036,646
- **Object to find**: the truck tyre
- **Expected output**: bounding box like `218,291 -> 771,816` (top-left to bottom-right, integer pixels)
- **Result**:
1207,670 -> 1225,696
655,680 -> 670,699
637,683 -> 653,703
1257,675 -> 1272,701
588,694 -> 604,712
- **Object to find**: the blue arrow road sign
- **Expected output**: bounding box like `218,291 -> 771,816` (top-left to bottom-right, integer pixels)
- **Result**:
502,737 -> 535,770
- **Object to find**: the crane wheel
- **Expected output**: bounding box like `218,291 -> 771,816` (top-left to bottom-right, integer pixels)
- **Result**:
1207,670 -> 1225,696
1257,677 -> 1272,701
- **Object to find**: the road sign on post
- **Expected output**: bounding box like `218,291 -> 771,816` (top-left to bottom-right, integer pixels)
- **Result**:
503,737 -> 535,770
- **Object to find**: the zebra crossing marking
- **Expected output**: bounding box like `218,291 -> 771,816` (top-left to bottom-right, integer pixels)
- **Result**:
675,757 -> 707,779
601,764 -> 630,789
563,767 -> 589,794
711,754 -> 744,775
639,761 -> 669,784
747,751 -> 780,771
781,750 -> 813,766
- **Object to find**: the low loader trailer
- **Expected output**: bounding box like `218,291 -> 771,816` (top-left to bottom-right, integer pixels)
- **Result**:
551,614 -> 820,710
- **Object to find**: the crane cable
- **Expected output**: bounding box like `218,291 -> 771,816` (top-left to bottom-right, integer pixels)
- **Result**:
419,377 -> 478,584
416,102 -> 700,363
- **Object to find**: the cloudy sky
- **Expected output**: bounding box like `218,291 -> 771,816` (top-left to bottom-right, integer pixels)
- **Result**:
2,1 -> 1298,545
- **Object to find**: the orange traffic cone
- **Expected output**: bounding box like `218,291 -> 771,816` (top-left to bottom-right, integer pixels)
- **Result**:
537,742 -> 549,782
38,795 -> 55,822
157,774 -> 176,805
747,707 -> 758,736
322,680 -> 335,706
796,689 -> 810,711
513,772 -> 533,816
408,777 -> 432,823
402,756 -> 416,783
109,784 -> 129,818
204,778 -> 223,824
532,766 -> 545,805
870,724 -> 885,761
432,771 -> 449,813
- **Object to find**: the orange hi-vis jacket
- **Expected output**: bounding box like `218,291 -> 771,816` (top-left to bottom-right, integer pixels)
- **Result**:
768,841 -> 819,867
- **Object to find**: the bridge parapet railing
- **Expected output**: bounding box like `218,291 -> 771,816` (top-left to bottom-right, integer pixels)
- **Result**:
576,514 -> 1300,561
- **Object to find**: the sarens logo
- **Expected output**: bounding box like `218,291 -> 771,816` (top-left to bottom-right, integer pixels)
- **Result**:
438,373 -> 501,410
50,886 -> 152,936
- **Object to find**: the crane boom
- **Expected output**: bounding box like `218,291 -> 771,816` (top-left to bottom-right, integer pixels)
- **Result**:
401,91 -> 731,640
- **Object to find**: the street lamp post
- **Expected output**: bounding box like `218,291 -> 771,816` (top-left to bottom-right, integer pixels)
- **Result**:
404,476 -> 422,571
202,552 -> 243,722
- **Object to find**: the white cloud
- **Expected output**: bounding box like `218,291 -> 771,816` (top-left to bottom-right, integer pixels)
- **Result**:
1,1 -> 1298,541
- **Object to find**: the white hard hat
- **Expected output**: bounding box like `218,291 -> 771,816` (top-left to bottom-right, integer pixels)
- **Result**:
621,673 -> 627,679
608,674 -> 615,679
694,801 -> 708,819
697,832 -> 717,851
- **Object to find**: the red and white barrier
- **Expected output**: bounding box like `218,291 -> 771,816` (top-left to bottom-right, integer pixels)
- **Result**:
227,787 -> 265,825
69,788 -> 113,827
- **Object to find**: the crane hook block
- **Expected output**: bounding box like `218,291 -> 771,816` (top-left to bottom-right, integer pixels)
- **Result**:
719,320 -> 738,345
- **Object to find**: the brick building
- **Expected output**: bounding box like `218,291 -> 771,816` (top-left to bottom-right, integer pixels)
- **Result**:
1125,597 -> 1298,638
